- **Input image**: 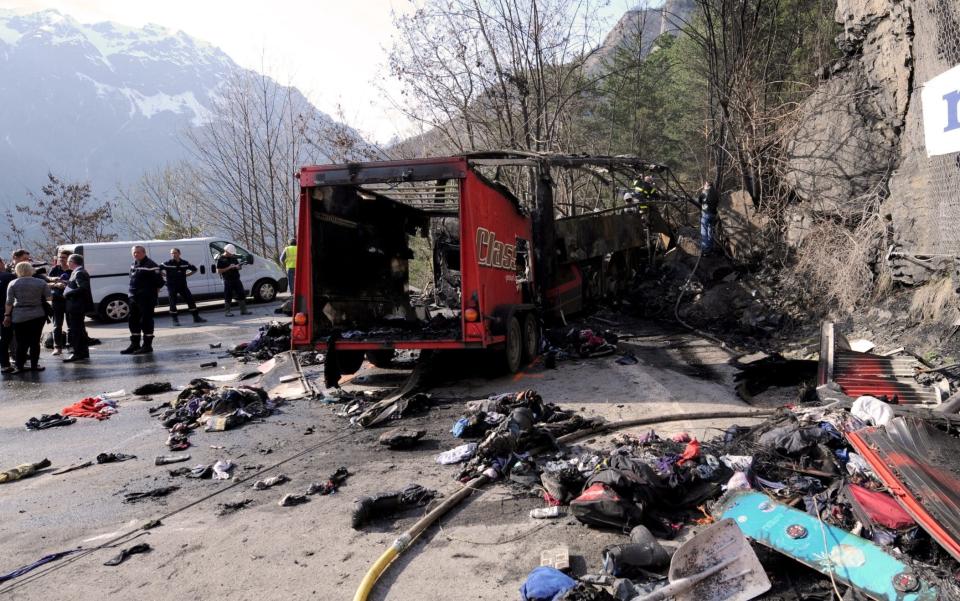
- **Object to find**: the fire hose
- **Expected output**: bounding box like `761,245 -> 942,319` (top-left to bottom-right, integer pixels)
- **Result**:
351,408 -> 775,600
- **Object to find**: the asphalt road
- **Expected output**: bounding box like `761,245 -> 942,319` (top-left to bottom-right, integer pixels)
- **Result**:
0,310 -> 778,601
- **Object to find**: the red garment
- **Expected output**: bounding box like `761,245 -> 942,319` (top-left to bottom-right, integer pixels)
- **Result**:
62,397 -> 113,420
848,484 -> 916,530
676,440 -> 700,465
543,491 -> 563,507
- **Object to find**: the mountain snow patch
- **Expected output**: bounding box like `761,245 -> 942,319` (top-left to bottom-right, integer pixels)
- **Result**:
126,88 -> 213,126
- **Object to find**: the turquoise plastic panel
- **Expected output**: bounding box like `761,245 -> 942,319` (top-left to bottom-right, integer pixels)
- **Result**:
717,490 -> 938,601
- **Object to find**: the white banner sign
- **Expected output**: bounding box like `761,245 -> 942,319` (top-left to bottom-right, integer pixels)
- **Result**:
922,63 -> 960,157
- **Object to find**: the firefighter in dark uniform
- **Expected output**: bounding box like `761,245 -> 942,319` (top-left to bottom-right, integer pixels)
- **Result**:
216,244 -> 251,317
161,247 -> 207,326
632,175 -> 660,202
122,245 -> 164,355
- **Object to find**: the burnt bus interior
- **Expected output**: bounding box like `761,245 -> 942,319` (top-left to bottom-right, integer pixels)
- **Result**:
309,178 -> 466,339
307,154 -> 686,341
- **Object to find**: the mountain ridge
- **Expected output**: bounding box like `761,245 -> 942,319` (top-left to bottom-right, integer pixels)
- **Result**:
0,9 -> 347,229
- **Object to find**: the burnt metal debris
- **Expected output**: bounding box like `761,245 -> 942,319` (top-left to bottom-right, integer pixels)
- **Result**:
429,360 -> 960,600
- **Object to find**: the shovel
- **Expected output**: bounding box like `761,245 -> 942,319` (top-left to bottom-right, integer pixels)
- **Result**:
630,518 -> 771,601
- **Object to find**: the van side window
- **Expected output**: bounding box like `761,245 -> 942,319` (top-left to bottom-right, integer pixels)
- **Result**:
209,241 -> 253,264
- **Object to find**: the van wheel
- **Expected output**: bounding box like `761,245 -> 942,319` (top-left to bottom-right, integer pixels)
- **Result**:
503,315 -> 523,373
521,313 -> 540,362
366,350 -> 396,368
99,295 -> 130,323
252,279 -> 277,302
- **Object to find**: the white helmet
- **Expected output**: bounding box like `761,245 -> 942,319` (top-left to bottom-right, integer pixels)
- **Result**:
224,244 -> 237,255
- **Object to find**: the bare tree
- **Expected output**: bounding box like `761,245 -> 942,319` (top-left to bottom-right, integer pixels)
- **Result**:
387,0 -> 609,154
682,0 -> 837,203
183,70 -> 324,263
115,162 -> 207,240
4,173 -> 115,258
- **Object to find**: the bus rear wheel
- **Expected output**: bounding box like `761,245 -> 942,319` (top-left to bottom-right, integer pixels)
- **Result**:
365,350 -> 395,368
503,315 -> 523,373
521,313 -> 540,362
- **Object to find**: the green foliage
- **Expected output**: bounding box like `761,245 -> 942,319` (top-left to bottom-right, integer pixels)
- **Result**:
589,0 -> 840,199
589,29 -> 709,188
407,234 -> 434,292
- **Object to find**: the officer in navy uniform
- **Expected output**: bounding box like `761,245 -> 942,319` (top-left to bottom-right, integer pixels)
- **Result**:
121,245 -> 164,355
216,244 -> 251,317
161,247 -> 207,326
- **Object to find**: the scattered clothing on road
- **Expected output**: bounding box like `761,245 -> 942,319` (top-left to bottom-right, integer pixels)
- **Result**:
217,499 -> 253,515
103,543 -> 151,566
25,413 -> 76,430
351,484 -> 437,529
123,486 -> 179,503
154,454 -> 191,466
278,493 -> 309,507
96,452 -> 136,464
252,474 -> 289,490
0,549 -> 81,583
133,382 -> 173,396
306,467 -> 349,495
0,458 -> 51,483
61,396 -> 118,420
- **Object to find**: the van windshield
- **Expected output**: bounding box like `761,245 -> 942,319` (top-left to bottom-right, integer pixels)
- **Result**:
210,241 -> 253,263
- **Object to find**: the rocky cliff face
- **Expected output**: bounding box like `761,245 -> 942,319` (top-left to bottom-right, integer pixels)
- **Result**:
786,0 -> 960,284
586,0 -> 696,72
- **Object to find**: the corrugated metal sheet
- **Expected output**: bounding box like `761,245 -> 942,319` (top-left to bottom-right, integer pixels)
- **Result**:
847,417 -> 960,562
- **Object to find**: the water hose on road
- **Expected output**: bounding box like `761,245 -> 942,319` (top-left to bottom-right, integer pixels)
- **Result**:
556,409 -> 777,445
352,409 -> 775,600
353,474 -> 491,601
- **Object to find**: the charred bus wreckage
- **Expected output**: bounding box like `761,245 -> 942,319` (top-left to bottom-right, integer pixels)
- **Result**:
290,153 -> 689,381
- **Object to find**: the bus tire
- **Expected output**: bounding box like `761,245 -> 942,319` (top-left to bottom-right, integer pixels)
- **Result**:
365,350 -> 396,368
521,313 -> 540,362
337,350 -> 365,375
503,315 -> 523,373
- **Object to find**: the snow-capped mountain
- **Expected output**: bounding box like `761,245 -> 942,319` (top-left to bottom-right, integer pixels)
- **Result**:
0,9 -> 352,222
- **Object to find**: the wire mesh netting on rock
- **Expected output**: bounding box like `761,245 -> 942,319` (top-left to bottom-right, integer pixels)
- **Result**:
913,0 -> 960,254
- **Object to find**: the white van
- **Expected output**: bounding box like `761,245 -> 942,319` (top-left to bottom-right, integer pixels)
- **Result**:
58,237 -> 288,322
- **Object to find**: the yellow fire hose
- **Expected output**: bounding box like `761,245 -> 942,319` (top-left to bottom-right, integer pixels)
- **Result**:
352,408 -> 774,600
353,474 -> 491,601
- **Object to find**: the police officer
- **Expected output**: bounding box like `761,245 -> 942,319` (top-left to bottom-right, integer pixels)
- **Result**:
122,245 -> 164,355
280,237 -> 297,294
216,244 -> 251,317
161,248 -> 206,326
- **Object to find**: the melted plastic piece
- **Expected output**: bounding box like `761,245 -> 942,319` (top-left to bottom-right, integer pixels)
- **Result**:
718,490 -> 938,601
